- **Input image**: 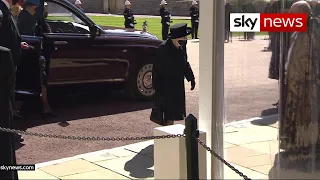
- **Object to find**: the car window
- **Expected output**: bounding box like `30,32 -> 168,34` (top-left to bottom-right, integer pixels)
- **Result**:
45,1 -> 90,34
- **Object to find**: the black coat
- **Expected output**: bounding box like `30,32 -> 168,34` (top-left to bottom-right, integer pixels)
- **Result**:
189,6 -> 199,23
123,8 -> 135,27
152,40 -> 194,121
17,9 -> 37,36
0,1 -> 21,67
160,7 -> 171,25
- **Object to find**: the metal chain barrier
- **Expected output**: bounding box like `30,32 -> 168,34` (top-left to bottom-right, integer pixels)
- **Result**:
195,136 -> 252,180
0,127 -> 185,141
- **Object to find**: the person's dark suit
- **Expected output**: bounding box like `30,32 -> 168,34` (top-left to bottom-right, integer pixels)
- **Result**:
189,5 -> 199,39
0,0 -> 21,179
0,1 -> 21,67
160,6 -> 171,40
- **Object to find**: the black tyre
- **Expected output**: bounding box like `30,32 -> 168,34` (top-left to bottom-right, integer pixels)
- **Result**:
125,60 -> 155,101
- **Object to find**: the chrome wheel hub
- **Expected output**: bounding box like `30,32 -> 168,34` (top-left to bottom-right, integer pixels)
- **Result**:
137,64 -> 155,97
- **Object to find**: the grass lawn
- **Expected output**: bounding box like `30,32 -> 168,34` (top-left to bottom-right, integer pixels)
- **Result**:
48,15 -> 267,39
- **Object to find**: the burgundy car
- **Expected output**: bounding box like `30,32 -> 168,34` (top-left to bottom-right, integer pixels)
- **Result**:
16,0 -> 162,101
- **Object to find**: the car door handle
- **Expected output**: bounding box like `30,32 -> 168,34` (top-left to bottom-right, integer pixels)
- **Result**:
54,41 -> 68,45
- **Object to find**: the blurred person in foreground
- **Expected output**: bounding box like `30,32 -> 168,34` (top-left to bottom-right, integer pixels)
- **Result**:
151,23 -> 195,126
280,0 -> 320,156
0,0 -> 28,178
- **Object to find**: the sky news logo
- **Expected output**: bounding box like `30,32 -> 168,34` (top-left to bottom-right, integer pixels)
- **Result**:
230,13 -> 307,32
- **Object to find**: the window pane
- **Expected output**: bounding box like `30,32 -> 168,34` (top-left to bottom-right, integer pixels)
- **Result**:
224,0 -> 277,179
46,1 -> 89,34
224,0 -> 320,179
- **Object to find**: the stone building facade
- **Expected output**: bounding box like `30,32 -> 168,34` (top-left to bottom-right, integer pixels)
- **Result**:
65,0 -> 197,16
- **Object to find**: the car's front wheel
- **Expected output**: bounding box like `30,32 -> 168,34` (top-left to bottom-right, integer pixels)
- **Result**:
125,61 -> 155,101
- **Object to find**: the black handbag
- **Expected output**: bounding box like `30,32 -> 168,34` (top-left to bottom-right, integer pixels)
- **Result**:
150,97 -> 166,125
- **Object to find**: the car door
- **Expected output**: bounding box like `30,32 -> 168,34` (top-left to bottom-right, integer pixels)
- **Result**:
44,0 -> 125,85
16,36 -> 42,94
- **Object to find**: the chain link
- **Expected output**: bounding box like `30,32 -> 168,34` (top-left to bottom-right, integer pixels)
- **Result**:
195,137 -> 252,180
0,127 -> 185,141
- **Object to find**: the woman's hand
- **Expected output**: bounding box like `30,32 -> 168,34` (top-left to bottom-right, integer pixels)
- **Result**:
21,42 -> 29,49
191,79 -> 196,90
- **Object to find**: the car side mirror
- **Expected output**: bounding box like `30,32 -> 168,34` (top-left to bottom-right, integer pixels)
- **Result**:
90,26 -> 101,37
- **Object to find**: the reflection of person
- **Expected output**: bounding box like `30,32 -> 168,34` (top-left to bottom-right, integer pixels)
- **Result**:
0,0 -> 23,178
160,0 -> 171,40
1,0 -> 31,143
152,23 -> 195,126
123,0 -> 135,29
190,0 -> 199,39
268,0 -> 293,107
225,2 -> 232,43
280,1 -> 319,154
242,1 -> 256,40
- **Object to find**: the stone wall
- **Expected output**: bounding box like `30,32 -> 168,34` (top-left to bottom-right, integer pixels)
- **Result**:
50,0 -> 199,16
49,0 -> 197,16
128,0 -> 195,16
51,0 -> 104,13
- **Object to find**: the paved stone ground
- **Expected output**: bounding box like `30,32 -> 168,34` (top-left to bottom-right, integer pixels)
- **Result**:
18,116 -> 282,180
14,38 -> 278,164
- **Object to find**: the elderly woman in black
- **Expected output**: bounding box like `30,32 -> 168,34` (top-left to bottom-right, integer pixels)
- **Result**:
151,23 -> 196,126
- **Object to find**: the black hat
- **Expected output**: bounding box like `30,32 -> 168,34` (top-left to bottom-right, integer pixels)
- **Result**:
168,23 -> 192,39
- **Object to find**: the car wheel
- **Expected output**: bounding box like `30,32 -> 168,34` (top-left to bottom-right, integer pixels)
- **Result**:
125,61 -> 155,101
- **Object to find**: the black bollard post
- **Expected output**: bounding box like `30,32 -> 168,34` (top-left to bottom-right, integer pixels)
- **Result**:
185,114 -> 199,180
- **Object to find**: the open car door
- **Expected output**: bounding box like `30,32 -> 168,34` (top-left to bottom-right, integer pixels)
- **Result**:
15,0 -> 45,97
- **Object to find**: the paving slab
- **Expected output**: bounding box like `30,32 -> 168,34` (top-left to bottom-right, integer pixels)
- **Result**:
225,145 -> 265,160
95,154 -> 154,179
59,169 -> 129,179
18,169 -> 59,179
230,154 -> 273,168
225,131 -> 276,145
224,163 -> 268,179
82,153 -> 119,163
39,159 -> 104,177
241,140 -> 279,155
123,140 -> 154,155
251,164 -> 273,175
106,147 -> 139,157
